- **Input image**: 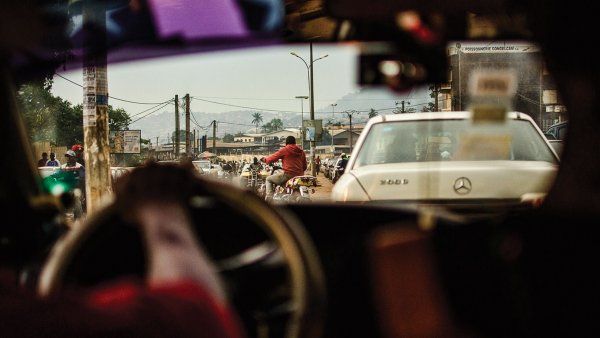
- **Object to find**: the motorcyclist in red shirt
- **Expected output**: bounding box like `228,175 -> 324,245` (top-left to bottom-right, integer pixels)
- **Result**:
261,136 -> 307,199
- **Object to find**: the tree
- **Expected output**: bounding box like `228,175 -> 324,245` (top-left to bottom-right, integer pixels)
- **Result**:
421,85 -> 437,112
251,112 -> 263,133
58,104 -> 84,146
261,122 -> 273,133
18,79 -> 132,147
270,118 -> 283,131
368,109 -> 378,118
108,106 -> 131,131
222,133 -> 235,142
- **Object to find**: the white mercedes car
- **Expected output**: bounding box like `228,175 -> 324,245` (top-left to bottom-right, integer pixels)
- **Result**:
331,112 -> 559,208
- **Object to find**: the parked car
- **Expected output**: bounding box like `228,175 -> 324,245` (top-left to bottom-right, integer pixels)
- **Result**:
332,112 -> 559,208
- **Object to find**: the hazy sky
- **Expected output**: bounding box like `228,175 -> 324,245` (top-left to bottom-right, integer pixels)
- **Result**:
52,43 -> 368,119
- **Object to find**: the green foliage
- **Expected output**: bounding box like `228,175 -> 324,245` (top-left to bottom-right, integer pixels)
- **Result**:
261,122 -> 272,133
108,106 -> 131,131
222,133 -> 235,142
18,80 -> 131,147
251,112 -> 263,132
271,118 -> 283,131
261,118 -> 283,133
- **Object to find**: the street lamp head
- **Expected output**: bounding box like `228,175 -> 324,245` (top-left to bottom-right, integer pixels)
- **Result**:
290,52 -> 298,56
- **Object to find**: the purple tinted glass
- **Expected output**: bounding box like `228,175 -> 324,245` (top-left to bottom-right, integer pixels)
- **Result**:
147,0 -> 249,40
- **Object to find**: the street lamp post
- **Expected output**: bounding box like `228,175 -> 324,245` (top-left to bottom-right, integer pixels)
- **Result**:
330,103 -> 337,153
291,44 -> 328,176
295,95 -> 309,149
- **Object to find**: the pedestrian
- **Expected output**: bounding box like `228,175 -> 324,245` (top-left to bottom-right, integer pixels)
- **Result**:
59,150 -> 85,218
71,144 -> 85,166
37,152 -> 48,167
46,152 -> 61,167
315,156 -> 321,176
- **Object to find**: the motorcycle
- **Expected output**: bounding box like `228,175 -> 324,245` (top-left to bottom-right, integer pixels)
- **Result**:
269,165 -> 317,203
41,168 -> 86,219
331,165 -> 345,183
239,164 -> 269,197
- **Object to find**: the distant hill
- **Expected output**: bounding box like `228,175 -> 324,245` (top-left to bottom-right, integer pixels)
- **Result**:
131,87 -> 432,142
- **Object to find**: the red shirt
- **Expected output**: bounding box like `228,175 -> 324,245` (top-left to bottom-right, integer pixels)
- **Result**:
265,144 -> 307,177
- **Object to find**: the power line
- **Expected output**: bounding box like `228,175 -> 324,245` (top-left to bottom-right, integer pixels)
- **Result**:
191,96 -> 303,114
130,101 -> 173,124
217,121 -> 257,128
517,93 -> 542,106
129,99 -> 174,119
54,73 -> 173,105
193,95 -> 420,102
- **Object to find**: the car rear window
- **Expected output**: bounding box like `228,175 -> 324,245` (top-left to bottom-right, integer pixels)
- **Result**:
354,119 -> 558,167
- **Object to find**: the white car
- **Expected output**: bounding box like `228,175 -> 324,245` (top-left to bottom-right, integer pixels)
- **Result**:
332,112 -> 559,207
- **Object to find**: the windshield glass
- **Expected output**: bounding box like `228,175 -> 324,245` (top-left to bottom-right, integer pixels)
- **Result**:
354,119 -> 557,168
20,41 -> 564,212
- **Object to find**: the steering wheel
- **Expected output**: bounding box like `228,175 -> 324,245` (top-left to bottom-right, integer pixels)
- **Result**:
37,174 -> 326,338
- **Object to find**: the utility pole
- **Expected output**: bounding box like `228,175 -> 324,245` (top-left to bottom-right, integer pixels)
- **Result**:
212,120 -> 217,156
396,100 -> 411,113
309,43 -> 316,176
82,0 -> 111,214
344,110 -> 359,153
174,94 -> 180,159
295,95 -> 308,149
185,94 -> 191,157
330,103 -> 337,152
290,44 -> 328,175
193,129 -> 196,157
434,84 -> 439,112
